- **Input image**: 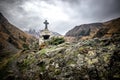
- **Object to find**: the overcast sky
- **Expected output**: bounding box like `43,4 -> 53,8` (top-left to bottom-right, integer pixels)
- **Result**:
0,0 -> 120,35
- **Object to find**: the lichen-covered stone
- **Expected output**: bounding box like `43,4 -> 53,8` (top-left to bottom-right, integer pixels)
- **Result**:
1,36 -> 120,80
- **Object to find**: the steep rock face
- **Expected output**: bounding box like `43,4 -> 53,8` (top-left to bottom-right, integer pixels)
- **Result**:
0,13 -> 36,55
95,18 -> 120,38
65,23 -> 103,37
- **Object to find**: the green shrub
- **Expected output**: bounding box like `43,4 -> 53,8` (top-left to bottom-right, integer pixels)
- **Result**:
23,43 -> 29,50
48,37 -> 65,45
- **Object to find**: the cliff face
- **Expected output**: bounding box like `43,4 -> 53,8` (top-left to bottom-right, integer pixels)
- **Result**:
0,13 -> 36,55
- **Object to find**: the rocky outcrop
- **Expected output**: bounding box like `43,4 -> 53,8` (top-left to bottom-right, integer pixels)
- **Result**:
1,34 -> 120,80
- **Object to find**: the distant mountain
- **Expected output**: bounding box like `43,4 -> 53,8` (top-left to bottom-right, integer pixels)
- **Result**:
66,23 -> 103,37
65,17 -> 120,41
51,31 -> 61,36
0,13 -> 36,56
25,29 -> 39,38
65,23 -> 103,41
26,29 -> 61,38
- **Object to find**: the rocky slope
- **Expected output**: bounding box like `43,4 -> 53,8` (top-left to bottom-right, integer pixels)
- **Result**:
0,34 -> 120,80
0,13 -> 37,68
65,23 -> 103,41
0,13 -> 37,50
65,17 -> 120,41
95,17 -> 120,38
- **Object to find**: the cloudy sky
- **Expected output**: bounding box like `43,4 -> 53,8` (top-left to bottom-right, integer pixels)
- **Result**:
0,0 -> 120,35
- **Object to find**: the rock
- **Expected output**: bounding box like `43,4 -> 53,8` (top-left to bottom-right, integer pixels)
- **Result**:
2,35 -> 120,80
87,51 -> 96,58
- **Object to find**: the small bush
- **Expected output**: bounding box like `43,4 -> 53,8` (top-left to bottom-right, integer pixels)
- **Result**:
48,37 -> 65,45
23,43 -> 29,50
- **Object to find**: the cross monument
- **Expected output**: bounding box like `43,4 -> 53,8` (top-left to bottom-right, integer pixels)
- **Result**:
44,20 -> 49,30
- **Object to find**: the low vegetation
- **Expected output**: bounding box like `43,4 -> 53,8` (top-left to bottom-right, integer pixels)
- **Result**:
48,37 -> 65,45
0,35 -> 120,80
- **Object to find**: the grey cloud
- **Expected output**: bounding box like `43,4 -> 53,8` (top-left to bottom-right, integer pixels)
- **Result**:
89,0 -> 120,19
0,0 -> 120,35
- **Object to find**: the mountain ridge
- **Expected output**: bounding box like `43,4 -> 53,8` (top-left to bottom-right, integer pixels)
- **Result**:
65,17 -> 120,41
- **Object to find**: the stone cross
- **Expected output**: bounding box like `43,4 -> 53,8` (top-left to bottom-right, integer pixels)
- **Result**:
44,20 -> 49,30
